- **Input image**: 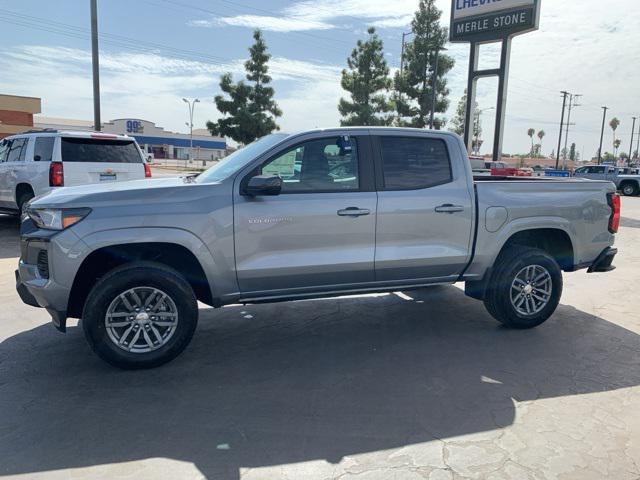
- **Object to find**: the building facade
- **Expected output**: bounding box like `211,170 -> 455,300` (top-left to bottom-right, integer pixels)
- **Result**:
0,94 -> 42,139
34,117 -> 226,161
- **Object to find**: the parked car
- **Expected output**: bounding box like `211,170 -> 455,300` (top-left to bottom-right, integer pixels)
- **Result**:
16,128 -> 619,369
0,130 -> 151,215
490,162 -> 534,177
573,165 -> 640,196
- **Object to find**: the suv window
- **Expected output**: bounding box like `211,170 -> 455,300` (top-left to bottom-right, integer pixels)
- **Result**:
575,167 -> 588,174
6,138 -> 27,162
0,140 -> 9,163
34,137 -> 55,162
379,137 -> 452,190
61,138 -> 142,163
588,166 -> 606,174
260,136 -> 359,193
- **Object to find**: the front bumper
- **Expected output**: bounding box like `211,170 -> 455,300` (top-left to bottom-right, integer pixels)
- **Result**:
588,247 -> 618,273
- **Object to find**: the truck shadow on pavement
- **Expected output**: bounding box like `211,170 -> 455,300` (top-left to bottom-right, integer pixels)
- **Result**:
1,286 -> 639,479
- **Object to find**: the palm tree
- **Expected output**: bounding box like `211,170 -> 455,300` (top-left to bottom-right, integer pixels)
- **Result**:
614,139 -> 621,159
537,130 -> 545,158
527,128 -> 535,157
610,117 -> 620,156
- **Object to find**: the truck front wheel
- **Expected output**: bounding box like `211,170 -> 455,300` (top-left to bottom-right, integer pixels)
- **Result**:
483,246 -> 563,329
82,262 -> 198,369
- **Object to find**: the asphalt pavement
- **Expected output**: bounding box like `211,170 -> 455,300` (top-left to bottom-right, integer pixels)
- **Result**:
1,199 -> 639,480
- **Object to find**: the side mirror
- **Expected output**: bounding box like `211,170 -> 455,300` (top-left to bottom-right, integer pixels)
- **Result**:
244,175 -> 282,196
33,155 -> 41,161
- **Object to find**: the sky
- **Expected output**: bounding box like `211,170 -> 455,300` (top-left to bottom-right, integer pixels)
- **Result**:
0,0 -> 639,158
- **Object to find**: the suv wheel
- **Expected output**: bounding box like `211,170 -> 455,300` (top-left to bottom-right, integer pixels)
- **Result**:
17,190 -> 34,217
483,246 -> 563,329
82,262 -> 198,369
621,183 -> 638,196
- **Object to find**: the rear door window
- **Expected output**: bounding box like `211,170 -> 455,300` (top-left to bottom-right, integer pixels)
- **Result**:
34,137 -> 55,162
61,138 -> 142,163
379,136 -> 452,190
0,140 -> 10,163
6,138 -> 27,162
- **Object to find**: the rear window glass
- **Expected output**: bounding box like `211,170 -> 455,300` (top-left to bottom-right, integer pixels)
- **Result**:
61,138 -> 142,163
34,137 -> 55,162
379,137 -> 452,190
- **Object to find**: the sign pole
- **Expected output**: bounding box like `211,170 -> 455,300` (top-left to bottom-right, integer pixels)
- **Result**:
492,36 -> 512,162
463,43 -> 479,152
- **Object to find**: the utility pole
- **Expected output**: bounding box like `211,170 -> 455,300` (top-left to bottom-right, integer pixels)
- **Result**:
562,93 -> 581,169
90,0 -> 101,131
555,91 -> 569,169
182,98 -> 200,163
598,106 -> 608,165
629,117 -> 637,165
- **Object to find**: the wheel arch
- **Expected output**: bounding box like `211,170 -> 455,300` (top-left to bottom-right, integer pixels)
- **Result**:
15,182 -> 35,203
67,239 -> 217,318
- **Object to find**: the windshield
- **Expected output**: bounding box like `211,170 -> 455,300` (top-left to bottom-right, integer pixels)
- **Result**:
196,134 -> 288,183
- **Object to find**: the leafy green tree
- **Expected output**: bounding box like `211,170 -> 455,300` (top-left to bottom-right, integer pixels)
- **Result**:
394,0 -> 454,129
339,27 -> 393,126
208,30 -> 282,145
569,142 -> 576,161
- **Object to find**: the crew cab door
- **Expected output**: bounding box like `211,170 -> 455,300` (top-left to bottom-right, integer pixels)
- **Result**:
233,134 -> 377,294
372,133 -> 474,282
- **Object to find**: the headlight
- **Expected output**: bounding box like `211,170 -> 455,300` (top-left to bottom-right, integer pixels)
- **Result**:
27,208 -> 91,230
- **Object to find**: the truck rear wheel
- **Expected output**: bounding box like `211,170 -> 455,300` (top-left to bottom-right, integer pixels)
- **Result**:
483,246 -> 562,329
620,182 -> 638,196
82,261 -> 198,369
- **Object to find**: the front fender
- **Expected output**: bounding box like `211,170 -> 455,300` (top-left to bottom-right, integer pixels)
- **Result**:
78,227 -> 234,301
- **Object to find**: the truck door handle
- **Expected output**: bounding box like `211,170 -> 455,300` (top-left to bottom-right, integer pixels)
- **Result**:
435,204 -> 464,214
337,207 -> 371,217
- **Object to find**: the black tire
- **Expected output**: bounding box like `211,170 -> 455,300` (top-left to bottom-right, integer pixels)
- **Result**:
16,190 -> 34,217
82,261 -> 198,369
483,246 -> 563,329
620,183 -> 638,197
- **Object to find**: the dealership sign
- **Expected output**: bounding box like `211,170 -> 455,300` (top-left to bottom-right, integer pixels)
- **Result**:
450,0 -> 540,42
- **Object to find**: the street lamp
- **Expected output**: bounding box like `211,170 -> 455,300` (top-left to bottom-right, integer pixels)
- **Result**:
182,97 -> 200,162
473,107 -> 495,155
429,47 -> 447,130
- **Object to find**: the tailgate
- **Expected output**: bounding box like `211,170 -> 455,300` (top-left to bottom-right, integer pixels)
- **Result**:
60,137 -> 145,186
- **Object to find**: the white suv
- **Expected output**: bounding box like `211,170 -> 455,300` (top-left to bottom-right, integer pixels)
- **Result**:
0,130 -> 151,215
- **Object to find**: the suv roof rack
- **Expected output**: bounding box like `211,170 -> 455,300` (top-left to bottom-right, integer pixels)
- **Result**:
19,128 -> 59,134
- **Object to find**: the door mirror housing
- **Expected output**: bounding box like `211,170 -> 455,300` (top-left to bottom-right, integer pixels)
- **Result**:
244,175 -> 283,196
33,155 -> 41,161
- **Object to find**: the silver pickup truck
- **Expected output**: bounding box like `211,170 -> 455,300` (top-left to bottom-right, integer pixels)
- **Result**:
574,165 -> 640,196
16,128 -> 620,369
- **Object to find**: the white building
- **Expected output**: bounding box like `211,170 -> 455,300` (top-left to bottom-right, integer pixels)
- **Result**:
34,117 -> 226,161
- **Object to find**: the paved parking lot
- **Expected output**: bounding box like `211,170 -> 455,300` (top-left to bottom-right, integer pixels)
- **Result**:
1,199 -> 639,480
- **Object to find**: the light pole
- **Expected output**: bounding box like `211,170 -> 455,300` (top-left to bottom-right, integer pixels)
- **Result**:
90,0 -> 101,131
398,31 -> 414,119
629,117 -> 637,166
429,47 -> 447,130
473,107 -> 494,155
182,97 -> 200,163
598,106 -> 608,165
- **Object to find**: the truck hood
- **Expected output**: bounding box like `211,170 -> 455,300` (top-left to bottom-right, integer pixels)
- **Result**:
31,176 -> 206,208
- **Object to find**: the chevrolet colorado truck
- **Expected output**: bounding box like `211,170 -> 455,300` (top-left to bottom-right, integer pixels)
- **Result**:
16,128 -> 620,369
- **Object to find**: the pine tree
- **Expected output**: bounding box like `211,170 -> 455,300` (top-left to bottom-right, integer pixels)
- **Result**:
338,27 -> 393,126
208,30 -> 281,145
394,0 -> 454,129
